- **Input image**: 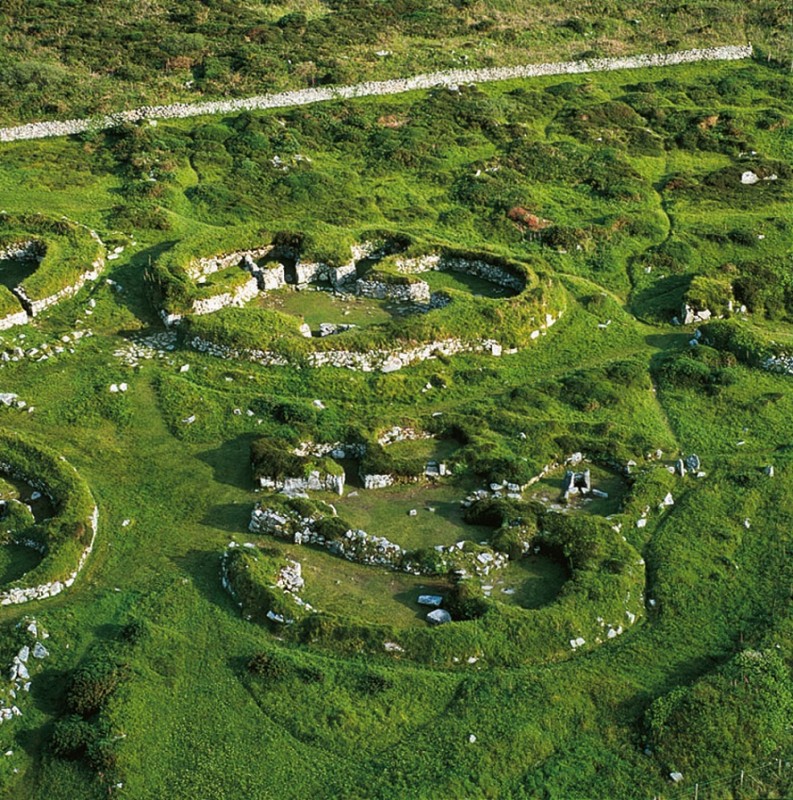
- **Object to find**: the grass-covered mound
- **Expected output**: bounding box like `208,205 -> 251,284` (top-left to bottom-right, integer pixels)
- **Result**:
222,544 -> 310,626
0,212 -> 103,307
0,428 -> 96,594
646,648 -> 793,780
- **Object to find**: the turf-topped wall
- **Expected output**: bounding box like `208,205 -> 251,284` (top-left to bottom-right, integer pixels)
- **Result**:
0,430 -> 98,604
245,487 -> 647,667
163,234 -> 564,371
0,214 -> 105,326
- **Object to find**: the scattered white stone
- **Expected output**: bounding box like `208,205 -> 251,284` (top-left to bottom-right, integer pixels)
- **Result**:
670,772 -> 684,783
32,642 -> 48,659
468,734 -> 477,743
119,383 -> 128,392
109,384 -> 119,393
122,519 -> 131,527
741,171 -> 759,185
179,364 -> 190,373
384,641 -> 404,652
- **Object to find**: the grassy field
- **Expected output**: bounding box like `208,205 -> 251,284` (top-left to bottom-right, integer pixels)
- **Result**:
0,54 -> 786,800
0,0 -> 788,126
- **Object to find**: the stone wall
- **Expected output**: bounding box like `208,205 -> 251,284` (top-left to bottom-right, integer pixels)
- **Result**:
362,474 -> 394,490
0,241 -> 44,262
255,264 -> 287,291
0,309 -> 30,331
355,278 -> 430,304
395,253 -> 525,292
249,504 -> 509,577
189,333 -> 521,372
294,260 -> 328,286
190,275 -> 260,316
0,47 -> 753,142
258,470 -> 345,496
13,256 -> 105,317
187,246 -> 273,279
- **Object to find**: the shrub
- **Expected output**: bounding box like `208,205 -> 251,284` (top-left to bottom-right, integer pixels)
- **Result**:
51,715 -> 97,758
247,651 -> 289,680
445,580 -> 488,620
66,653 -> 125,716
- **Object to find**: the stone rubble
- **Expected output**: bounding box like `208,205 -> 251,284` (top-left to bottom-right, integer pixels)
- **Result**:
249,503 -> 509,578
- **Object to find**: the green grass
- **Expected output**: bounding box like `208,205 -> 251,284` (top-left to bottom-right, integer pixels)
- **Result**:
257,287 -> 394,328
496,555 -> 568,609
0,55 -> 787,800
331,481 -> 490,551
0,544 -> 42,585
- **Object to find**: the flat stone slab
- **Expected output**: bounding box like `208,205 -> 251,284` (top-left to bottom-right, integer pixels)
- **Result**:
417,595 -> 443,607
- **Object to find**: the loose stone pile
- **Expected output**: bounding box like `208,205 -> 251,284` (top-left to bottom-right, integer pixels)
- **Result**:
113,331 -> 178,368
763,353 -> 793,375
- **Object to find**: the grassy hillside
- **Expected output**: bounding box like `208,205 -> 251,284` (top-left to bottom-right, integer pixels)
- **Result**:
0,0 -> 789,125
0,55 -> 787,799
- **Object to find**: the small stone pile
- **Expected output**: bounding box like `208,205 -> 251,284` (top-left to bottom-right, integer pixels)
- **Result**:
114,331 -> 178,368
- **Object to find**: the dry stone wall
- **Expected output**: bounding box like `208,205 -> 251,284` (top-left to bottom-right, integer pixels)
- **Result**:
189,333 -> 513,372
14,256 -> 105,317
0,47 -> 753,143
355,278 -> 431,304
250,504 -> 509,577
189,247 -> 273,280
395,254 -> 525,292
191,275 -> 260,316
258,470 -> 345,496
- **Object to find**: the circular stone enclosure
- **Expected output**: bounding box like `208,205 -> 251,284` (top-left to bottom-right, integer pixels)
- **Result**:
0,429 -> 98,604
148,227 -> 565,372
0,213 -> 105,329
